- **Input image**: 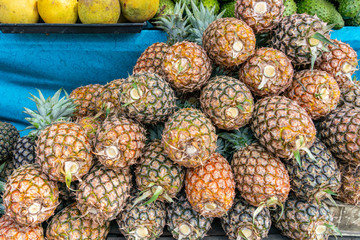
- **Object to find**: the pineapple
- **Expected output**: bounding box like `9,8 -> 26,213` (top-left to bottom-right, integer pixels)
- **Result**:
235,0 -> 284,34
46,203 -> 110,240
135,140 -> 185,204
202,17 -> 256,67
285,69 -> 341,120
95,79 -> 124,117
133,42 -> 169,79
239,47 -> 294,97
0,160 -> 16,181
0,121 -> 19,164
315,39 -> 358,90
271,14 -> 333,68
167,194 -> 214,240
117,193 -> 167,240
3,164 -> 59,226
232,142 -> 290,210
185,153 -> 235,217
35,122 -> 93,188
221,197 -> 271,240
13,136 -> 36,169
76,163 -> 132,223
342,81 -> 360,108
162,108 -> 217,168
119,72 -> 177,124
285,138 -> 341,202
75,116 -> 101,148
250,96 -> 316,161
337,164 -> 360,205
0,215 -> 44,240
273,197 -> 339,240
200,76 -> 254,130
319,105 -> 360,166
69,84 -> 103,118
94,116 -> 146,169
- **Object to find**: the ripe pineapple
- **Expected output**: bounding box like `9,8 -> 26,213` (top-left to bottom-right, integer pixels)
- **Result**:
221,197 -> 271,240
35,122 -> 93,187
95,116 -> 146,169
271,14 -> 333,68
69,84 -> 103,118
167,194 -> 214,240
342,82 -> 360,108
285,69 -> 341,120
285,138 -> 341,202
135,140 -> 185,204
3,164 -> 59,226
185,153 -> 235,218
46,203 -> 110,240
119,72 -> 177,124
0,215 -> 44,240
250,96 -> 316,161
162,108 -> 217,168
133,42 -> 169,79
315,39 -> 358,90
76,163 -> 132,223
235,0 -> 284,34
200,76 -> 254,130
273,197 -> 338,240
13,136 -> 36,169
232,142 -> 290,209
203,17 -> 256,67
0,121 -> 19,164
319,105 -> 360,166
75,116 -> 101,148
117,193 -> 167,240
95,79 -> 124,117
337,164 -> 360,205
239,47 -> 294,97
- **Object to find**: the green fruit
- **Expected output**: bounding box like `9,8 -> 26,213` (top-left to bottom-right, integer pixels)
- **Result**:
174,0 -> 199,5
338,0 -> 360,18
297,0 -> 344,29
0,122 -> 19,164
78,0 -> 120,24
154,0 -> 175,18
200,0 -> 220,14
283,0 -> 297,16
220,0 -> 235,18
345,10 -> 360,26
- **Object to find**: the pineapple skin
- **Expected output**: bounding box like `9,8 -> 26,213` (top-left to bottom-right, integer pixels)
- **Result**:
69,84 -> 103,118
3,164 -> 59,226
200,76 -> 254,130
235,0 -> 284,34
95,79 -> 124,117
203,17 -> 256,67
0,215 -> 44,240
135,140 -> 185,201
75,116 -> 101,148
285,69 -> 341,120
95,116 -> 146,169
46,203 -> 110,240
232,142 -> 290,207
76,163 -> 132,223
342,81 -> 360,108
162,41 -> 212,93
119,72 -> 177,124
162,108 -> 218,168
337,164 -> 360,205
0,159 -> 16,181
239,47 -> 294,97
0,121 -> 19,164
13,136 -> 36,169
35,122 -> 93,183
221,197 -> 271,240
185,153 -> 235,218
250,95 -> 316,159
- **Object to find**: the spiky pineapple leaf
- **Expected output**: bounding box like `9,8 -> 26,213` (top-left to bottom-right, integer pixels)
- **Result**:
311,33 -> 336,46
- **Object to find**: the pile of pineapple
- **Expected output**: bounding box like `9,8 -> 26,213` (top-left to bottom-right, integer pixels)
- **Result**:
1,0 -> 360,239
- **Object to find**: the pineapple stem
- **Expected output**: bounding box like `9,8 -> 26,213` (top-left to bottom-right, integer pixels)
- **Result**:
324,223 -> 342,237
64,161 -> 79,189
132,191 -> 152,208
237,228 -> 252,240
144,186 -> 164,205
258,76 -> 268,90
294,150 -> 302,168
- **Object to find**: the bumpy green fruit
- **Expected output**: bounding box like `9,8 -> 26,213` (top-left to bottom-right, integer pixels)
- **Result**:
338,0 -> 360,18
283,0 -> 297,16
154,0 -> 175,19
345,11 -> 360,26
220,1 -> 235,17
200,0 -> 220,14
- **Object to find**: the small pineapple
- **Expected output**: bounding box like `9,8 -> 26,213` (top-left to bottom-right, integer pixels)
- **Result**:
0,160 -> 16,181
167,194 -> 214,240
0,121 -> 19,164
95,79 -> 124,117
200,76 -> 254,130
221,197 -> 271,240
13,136 -> 36,169
76,163 -> 132,223
341,81 -> 360,108
285,69 -> 341,120
3,164 -> 59,226
69,84 -> 103,118
0,215 -> 44,240
75,116 -> 101,147
185,153 -> 235,218
119,72 -> 177,124
337,164 -> 360,205
95,116 -> 146,169
235,0 -> 284,34
46,203 -> 110,240
203,17 -> 256,67
239,47 -> 294,97
162,108 -> 218,168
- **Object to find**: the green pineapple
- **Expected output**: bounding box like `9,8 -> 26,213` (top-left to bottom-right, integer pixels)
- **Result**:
0,121 -> 19,164
0,160 -> 16,181
13,136 -> 36,169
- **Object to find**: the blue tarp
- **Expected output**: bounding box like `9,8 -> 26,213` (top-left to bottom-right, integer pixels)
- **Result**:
0,27 -> 359,135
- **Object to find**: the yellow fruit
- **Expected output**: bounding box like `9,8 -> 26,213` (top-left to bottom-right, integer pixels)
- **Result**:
0,0 -> 39,23
38,0 -> 78,24
120,0 -> 159,23
78,0 -> 120,24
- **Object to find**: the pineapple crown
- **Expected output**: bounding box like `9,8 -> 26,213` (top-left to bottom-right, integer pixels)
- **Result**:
24,89 -> 77,137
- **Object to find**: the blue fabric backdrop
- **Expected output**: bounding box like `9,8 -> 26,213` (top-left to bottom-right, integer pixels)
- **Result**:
0,27 -> 359,135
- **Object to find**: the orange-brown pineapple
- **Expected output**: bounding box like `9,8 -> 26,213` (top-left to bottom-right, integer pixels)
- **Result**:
0,215 -> 44,240
69,84 -> 103,118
